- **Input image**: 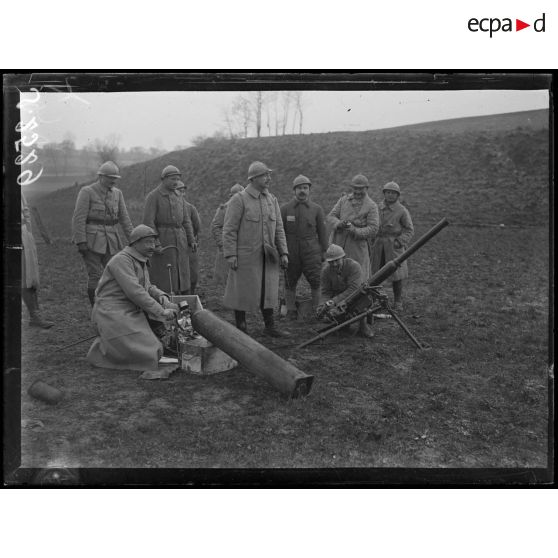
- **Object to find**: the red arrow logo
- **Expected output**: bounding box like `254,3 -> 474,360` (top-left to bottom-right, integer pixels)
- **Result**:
516,19 -> 530,31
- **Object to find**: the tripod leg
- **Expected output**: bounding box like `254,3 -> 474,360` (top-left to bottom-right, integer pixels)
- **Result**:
389,308 -> 424,349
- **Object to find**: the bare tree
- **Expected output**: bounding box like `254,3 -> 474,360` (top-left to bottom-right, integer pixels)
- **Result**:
281,92 -> 292,135
293,92 -> 304,134
42,143 -> 61,176
232,95 -> 252,138
253,91 -> 263,138
94,133 -> 121,164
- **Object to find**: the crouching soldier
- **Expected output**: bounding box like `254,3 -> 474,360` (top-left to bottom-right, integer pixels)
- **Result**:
280,174 -> 328,319
318,244 -> 374,338
370,182 -> 414,313
86,225 -> 178,371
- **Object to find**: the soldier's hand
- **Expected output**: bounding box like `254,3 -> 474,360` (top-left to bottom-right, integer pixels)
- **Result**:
159,295 -> 171,307
394,238 -> 402,249
190,242 -> 199,253
280,254 -> 289,269
77,242 -> 88,255
162,308 -> 177,321
227,256 -> 238,270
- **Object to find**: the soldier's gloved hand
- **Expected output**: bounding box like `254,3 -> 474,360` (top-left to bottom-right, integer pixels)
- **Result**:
280,254 -> 289,269
77,242 -> 88,255
154,244 -> 163,254
227,256 -> 238,270
162,308 -> 177,321
159,295 -> 170,307
394,238 -> 402,249
190,242 -> 198,253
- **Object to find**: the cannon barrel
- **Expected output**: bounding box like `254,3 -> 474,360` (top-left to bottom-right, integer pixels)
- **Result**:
368,217 -> 450,286
191,309 -> 314,399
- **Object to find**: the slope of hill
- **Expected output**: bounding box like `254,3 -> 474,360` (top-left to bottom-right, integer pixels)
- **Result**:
32,109 -> 549,240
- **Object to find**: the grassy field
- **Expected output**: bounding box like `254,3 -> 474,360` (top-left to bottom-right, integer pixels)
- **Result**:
17,110 -> 551,474
20,224 -> 549,469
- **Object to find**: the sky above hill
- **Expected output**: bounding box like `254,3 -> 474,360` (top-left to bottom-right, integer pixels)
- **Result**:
20,88 -> 549,151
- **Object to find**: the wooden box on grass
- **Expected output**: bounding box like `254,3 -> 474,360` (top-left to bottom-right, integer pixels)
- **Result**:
170,295 -> 238,375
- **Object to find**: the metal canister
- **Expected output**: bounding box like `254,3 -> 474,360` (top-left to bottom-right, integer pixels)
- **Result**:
28,380 -> 64,405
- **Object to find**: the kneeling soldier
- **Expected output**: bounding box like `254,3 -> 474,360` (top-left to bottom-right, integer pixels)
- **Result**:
318,244 -> 374,338
86,225 -> 177,371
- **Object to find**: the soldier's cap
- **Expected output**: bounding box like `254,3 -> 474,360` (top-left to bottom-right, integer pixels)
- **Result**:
129,225 -> 158,245
382,181 -> 401,194
248,161 -> 273,180
97,160 -> 121,179
293,174 -> 312,188
230,183 -> 244,195
161,165 -> 182,179
351,174 -> 369,188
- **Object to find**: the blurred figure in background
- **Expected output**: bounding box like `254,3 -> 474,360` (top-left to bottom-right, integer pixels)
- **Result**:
142,165 -> 196,295
21,193 -> 53,329
71,161 -> 133,306
210,183 -> 244,286
176,180 -> 201,294
370,182 -> 414,313
280,174 -> 328,319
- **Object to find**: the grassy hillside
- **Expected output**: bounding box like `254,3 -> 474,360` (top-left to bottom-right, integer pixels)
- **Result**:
30,108 -> 549,241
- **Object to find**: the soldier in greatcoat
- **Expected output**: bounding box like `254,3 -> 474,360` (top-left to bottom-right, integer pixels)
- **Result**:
210,183 -> 245,286
71,161 -> 133,306
222,161 -> 289,337
87,225 -> 178,371
142,165 -> 196,295
176,180 -> 201,294
280,174 -> 328,319
370,182 -> 414,313
21,193 -> 53,328
327,174 -> 379,282
318,244 -> 373,338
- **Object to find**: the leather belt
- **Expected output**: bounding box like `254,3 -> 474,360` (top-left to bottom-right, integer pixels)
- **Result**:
157,223 -> 182,229
87,218 -> 118,225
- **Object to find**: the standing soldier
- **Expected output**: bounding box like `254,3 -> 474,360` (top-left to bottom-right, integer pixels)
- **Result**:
21,193 -> 53,328
280,174 -> 328,319
222,161 -> 289,337
370,182 -> 414,313
176,180 -> 201,294
71,160 -> 133,306
142,165 -> 196,295
327,174 -> 379,283
210,183 -> 245,286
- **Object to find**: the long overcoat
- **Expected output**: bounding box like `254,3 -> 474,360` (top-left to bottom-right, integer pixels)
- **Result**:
143,184 -> 195,293
210,202 -> 229,285
21,193 -> 40,289
71,181 -> 133,254
222,184 -> 288,311
370,200 -> 414,282
87,246 -> 167,371
327,194 -> 379,281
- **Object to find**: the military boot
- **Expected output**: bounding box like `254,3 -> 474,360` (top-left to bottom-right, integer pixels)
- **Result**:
234,310 -> 247,333
392,280 -> 404,314
87,288 -> 96,307
262,309 -> 290,338
357,317 -> 374,339
285,289 -> 298,321
310,289 -> 321,318
23,288 -> 54,329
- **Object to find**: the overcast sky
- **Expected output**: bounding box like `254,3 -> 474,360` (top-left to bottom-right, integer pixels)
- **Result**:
20,89 -> 549,151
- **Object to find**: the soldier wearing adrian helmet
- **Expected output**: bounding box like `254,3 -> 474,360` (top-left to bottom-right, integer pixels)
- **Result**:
370,181 -> 414,313
71,160 -> 133,306
142,165 -> 196,295
280,174 -> 328,318
327,174 -> 379,281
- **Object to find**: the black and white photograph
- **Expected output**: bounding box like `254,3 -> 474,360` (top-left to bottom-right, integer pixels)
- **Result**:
3,72 -> 553,485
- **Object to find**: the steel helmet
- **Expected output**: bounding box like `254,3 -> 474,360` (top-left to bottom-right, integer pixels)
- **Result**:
351,174 -> 369,188
97,161 -> 121,179
230,183 -> 244,195
325,244 -> 346,262
161,165 -> 181,179
293,174 -> 312,188
129,225 -> 158,245
248,161 -> 272,180
383,181 -> 401,194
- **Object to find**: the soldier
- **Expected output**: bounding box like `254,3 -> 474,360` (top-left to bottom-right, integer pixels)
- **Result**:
370,182 -> 414,313
176,180 -> 201,294
210,183 -> 245,286
21,193 -> 53,328
318,244 -> 373,338
222,161 -> 289,337
87,225 -> 177,371
327,174 -> 379,282
71,160 -> 133,306
142,165 -> 196,295
280,174 -> 328,319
